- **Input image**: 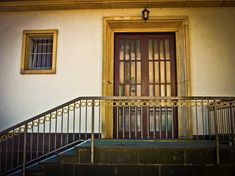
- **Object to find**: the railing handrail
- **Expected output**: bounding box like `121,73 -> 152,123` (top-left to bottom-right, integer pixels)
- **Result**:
1,96 -> 235,135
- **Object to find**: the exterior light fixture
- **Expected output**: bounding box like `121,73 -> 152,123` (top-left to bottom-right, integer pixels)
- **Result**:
142,8 -> 150,22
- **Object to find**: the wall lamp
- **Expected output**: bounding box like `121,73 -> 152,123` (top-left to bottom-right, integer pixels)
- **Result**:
142,8 -> 150,22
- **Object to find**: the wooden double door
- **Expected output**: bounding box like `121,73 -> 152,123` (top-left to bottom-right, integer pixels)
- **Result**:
114,33 -> 177,138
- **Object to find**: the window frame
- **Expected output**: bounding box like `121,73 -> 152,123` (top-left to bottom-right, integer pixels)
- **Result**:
21,29 -> 58,74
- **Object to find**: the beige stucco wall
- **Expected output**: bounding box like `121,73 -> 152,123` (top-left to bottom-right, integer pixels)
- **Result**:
0,8 -> 235,130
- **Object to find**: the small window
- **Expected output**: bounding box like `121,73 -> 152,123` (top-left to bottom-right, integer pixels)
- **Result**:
21,30 -> 58,74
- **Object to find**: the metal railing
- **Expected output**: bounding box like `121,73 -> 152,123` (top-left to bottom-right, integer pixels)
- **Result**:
0,96 -> 234,175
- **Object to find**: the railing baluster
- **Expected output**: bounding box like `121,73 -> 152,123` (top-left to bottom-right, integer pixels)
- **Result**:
202,100 -> 205,139
227,107 -> 230,134
0,138 -> 2,173
5,136 -> 8,171
214,99 -> 220,165
2,140 -> 5,172
129,104 -> 131,139
226,107 -> 229,135
207,100 -> 211,140
195,100 -> 199,139
11,134 -> 14,169
147,106 -> 149,139
99,100 -> 101,139
79,100 -> 81,140
159,104 -> 162,139
230,105 -> 234,136
153,106 -> 156,139
30,122 -> 33,160
135,106 -> 137,139
61,109 -> 64,147
116,106 -> 119,139
165,101 -> 168,139
221,108 -> 224,135
85,100 -> 87,140
141,106 -> 143,139
91,100 -> 95,164
232,104 -> 235,143
225,107 -> 228,135
22,124 -> 27,176
36,120 -> 39,158
217,109 -> 220,135
42,116 -> 45,155
122,105 -> 125,139
55,110 -> 58,150
171,106 -> 174,139
222,108 -> 225,138
73,103 -> 76,142
67,105 -> 69,144
17,127 -> 20,166
49,114 -> 52,152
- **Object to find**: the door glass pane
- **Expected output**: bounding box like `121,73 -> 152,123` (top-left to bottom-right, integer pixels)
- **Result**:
161,85 -> 165,96
149,61 -> 153,83
148,39 -> 153,60
131,85 -> 136,96
160,61 -> 165,83
119,85 -> 124,96
137,85 -> 141,96
120,40 -> 124,60
130,40 -> 135,60
167,85 -> 171,96
125,85 -> 130,96
137,62 -> 141,83
153,39 -> 159,60
155,62 -> 159,83
155,85 -> 160,96
131,62 -> 135,83
125,40 -> 130,60
125,62 -> 130,82
149,85 -> 153,96
159,39 -> 164,60
166,61 -> 171,83
165,39 -> 170,60
119,62 -> 124,83
136,40 -> 141,60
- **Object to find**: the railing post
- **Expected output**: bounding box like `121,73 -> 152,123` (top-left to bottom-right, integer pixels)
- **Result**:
23,124 -> 27,176
0,139 -> 2,173
214,99 -> 220,165
91,100 -> 95,164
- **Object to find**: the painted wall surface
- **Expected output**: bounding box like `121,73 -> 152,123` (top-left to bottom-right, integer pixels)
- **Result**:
0,8 -> 235,130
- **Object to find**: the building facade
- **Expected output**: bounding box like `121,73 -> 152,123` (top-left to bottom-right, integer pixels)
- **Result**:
0,0 -> 235,132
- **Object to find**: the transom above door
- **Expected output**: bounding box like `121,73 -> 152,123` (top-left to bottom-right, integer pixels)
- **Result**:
114,33 -> 177,97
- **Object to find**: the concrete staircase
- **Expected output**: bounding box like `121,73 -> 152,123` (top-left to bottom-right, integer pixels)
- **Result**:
24,140 -> 235,176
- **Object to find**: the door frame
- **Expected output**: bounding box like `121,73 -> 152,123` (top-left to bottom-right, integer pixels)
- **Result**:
102,16 -> 191,139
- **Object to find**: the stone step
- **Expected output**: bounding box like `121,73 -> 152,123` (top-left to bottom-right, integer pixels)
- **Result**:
40,163 -> 235,176
75,140 -> 235,165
